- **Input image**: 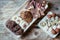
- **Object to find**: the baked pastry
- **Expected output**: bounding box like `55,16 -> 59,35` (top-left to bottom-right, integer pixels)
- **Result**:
55,28 -> 60,33
20,11 -> 33,23
6,20 -> 17,29
51,29 -> 57,34
6,20 -> 24,35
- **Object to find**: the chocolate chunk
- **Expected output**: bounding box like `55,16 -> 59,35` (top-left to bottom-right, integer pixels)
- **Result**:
15,29 -> 24,35
6,20 -> 17,29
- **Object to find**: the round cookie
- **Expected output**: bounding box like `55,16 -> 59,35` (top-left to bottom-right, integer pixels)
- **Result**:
20,11 -> 33,23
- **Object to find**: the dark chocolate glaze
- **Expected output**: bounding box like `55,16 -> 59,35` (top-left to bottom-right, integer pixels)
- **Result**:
6,20 -> 24,35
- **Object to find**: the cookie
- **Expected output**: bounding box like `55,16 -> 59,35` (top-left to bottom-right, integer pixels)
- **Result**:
20,11 -> 33,23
